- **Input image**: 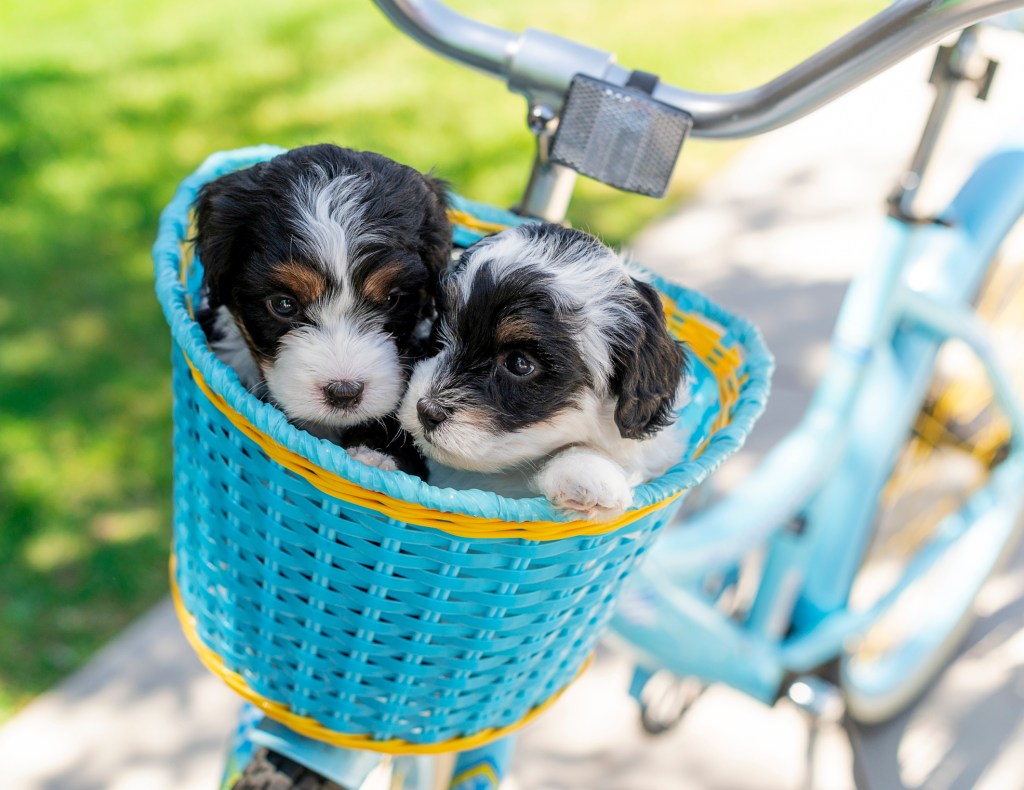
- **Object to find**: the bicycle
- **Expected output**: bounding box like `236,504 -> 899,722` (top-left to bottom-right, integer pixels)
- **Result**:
154,1 -> 1024,787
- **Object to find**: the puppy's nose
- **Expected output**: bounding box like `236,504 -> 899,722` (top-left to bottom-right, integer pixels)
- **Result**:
417,398 -> 449,431
323,380 -> 364,409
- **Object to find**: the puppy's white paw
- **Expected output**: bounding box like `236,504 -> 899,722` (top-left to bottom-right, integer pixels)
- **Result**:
347,445 -> 399,472
536,450 -> 633,521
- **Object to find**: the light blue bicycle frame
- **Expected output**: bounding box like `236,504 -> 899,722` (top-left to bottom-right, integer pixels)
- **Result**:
611,127 -> 1024,704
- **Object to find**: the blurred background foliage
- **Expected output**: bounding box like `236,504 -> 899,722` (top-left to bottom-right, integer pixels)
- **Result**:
0,0 -> 881,719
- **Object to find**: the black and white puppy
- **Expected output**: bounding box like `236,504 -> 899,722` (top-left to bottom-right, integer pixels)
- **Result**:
193,144 -> 451,475
398,223 -> 689,519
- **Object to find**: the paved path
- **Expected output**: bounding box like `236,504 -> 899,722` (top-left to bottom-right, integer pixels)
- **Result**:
2,27 -> 1023,790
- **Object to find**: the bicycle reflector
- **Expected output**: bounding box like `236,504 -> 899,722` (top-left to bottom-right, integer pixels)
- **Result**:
550,72 -> 693,198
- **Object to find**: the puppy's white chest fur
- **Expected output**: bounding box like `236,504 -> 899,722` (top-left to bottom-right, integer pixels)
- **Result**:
422,389 -> 691,520
531,389 -> 690,520
570,389 -> 691,485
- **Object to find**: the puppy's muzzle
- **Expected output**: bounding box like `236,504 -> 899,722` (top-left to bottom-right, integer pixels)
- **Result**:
323,380 -> 364,410
417,398 -> 449,432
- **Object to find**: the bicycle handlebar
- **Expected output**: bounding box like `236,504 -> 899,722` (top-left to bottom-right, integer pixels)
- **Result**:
372,0 -> 1024,139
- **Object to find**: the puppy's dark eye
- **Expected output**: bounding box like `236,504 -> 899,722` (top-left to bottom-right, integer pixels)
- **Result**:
267,294 -> 299,320
386,287 -> 404,309
503,352 -> 536,377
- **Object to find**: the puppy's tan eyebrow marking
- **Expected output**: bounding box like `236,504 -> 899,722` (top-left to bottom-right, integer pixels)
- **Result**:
496,316 -> 539,346
270,261 -> 327,303
361,261 -> 405,303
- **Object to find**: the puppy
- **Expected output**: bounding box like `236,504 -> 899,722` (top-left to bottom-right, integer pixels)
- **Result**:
193,144 -> 451,475
399,223 -> 689,519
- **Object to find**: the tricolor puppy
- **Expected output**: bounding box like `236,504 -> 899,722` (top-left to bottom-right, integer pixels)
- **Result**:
193,144 -> 451,475
399,224 -> 689,519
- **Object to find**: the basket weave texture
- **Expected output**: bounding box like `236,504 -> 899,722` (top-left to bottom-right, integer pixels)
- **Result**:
153,147 -> 774,751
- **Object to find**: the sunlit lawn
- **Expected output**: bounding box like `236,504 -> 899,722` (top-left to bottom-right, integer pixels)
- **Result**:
0,0 -> 881,718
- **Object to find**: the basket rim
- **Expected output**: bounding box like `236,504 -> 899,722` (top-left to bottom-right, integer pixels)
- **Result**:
153,145 -> 774,526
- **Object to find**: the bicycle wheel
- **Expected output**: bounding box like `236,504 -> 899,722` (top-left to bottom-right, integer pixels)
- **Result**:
840,214 -> 1024,725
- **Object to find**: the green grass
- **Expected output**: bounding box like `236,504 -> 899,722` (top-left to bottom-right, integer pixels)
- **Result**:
0,0 -> 881,718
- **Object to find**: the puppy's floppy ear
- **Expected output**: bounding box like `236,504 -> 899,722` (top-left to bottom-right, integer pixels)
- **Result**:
193,165 -> 264,305
610,278 -> 688,440
416,174 -> 453,291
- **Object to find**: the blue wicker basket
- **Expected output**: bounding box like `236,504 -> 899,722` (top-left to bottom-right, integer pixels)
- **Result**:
153,146 -> 773,754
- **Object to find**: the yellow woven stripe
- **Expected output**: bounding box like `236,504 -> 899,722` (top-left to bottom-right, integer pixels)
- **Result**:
663,305 -> 742,434
446,208 -> 512,236
170,559 -> 591,756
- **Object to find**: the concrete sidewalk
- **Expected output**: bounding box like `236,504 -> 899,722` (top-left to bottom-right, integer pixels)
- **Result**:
3,28 -> 1024,790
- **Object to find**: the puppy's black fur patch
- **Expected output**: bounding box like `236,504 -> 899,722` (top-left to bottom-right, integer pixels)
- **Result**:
610,278 -> 687,439
437,259 -> 592,432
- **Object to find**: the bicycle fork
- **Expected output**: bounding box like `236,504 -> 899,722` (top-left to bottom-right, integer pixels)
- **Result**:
224,707 -> 515,790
